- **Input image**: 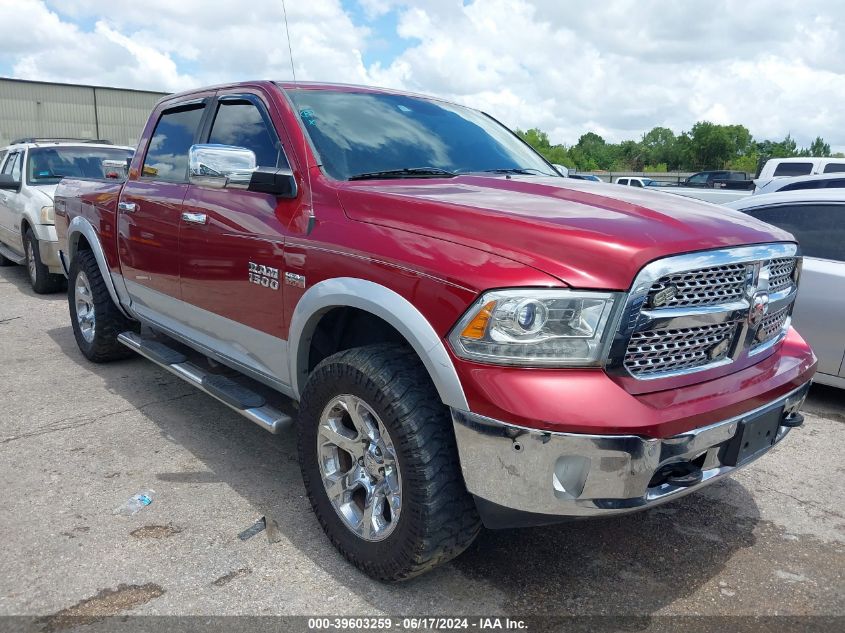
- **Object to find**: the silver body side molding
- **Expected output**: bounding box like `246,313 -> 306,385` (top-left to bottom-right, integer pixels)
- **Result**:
124,280 -> 296,399
65,216 -> 134,320
288,277 -> 470,411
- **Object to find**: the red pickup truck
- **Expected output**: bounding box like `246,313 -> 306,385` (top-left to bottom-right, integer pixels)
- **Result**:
54,81 -> 816,580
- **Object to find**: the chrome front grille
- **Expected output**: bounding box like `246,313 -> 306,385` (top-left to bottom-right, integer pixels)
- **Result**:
768,258 -> 796,293
610,244 -> 800,380
648,263 -> 748,308
624,322 -> 738,376
754,305 -> 791,347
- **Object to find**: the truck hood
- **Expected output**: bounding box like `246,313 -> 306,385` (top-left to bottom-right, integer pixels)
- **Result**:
336,175 -> 793,289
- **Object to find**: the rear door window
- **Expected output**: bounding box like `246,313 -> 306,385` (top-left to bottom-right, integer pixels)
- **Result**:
744,203 -> 845,262
773,162 -> 813,177
207,99 -> 288,169
142,104 -> 206,182
823,163 -> 845,173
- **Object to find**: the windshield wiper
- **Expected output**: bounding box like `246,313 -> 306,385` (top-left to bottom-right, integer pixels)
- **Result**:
348,167 -> 457,181
479,168 -> 548,175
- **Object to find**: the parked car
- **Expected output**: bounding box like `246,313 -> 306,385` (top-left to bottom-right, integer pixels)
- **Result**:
0,139 -> 133,292
54,81 -> 815,580
615,176 -> 660,187
572,173 -> 603,182
753,172 -> 845,195
683,170 -> 753,190
757,157 -> 845,180
726,189 -> 844,389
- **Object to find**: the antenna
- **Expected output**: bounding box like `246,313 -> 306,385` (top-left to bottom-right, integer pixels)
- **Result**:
281,0 -> 315,233
281,0 -> 297,83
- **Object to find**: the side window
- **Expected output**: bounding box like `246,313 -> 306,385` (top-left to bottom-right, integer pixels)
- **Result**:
631,179 -> 643,187
773,162 -> 812,177
687,173 -> 707,184
780,181 -> 821,192
745,204 -> 845,262
0,150 -> 7,169
2,152 -> 22,180
823,163 -> 845,174
142,104 -> 205,182
618,178 -> 628,185
207,99 -> 288,169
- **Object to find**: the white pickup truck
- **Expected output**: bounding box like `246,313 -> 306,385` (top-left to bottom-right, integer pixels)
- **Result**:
0,139 -> 132,293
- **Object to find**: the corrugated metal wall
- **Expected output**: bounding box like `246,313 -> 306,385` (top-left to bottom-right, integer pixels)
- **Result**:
0,78 -> 167,148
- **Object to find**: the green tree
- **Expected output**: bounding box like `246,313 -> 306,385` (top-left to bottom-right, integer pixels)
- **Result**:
807,136 -> 831,157
641,127 -> 676,168
688,122 -> 753,169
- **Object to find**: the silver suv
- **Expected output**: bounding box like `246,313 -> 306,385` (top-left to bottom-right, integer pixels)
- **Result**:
0,139 -> 133,293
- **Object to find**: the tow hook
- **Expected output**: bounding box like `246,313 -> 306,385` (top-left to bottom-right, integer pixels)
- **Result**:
650,461 -> 704,488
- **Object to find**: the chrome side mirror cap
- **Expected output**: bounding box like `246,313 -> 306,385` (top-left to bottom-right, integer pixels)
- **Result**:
189,144 -> 257,189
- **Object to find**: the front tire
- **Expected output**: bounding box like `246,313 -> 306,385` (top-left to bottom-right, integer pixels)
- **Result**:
68,249 -> 135,362
298,344 -> 481,581
25,229 -> 64,294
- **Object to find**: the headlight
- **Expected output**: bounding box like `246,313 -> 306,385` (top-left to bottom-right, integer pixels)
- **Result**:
448,289 -> 620,366
39,205 -> 55,225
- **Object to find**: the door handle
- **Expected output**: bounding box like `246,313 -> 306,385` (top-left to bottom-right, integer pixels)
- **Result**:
181,211 -> 208,225
118,201 -> 137,213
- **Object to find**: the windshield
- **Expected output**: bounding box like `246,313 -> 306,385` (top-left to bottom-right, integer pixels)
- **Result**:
27,146 -> 133,185
287,89 -> 557,180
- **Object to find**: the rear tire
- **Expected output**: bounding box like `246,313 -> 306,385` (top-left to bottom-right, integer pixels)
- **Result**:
25,229 -> 64,294
298,344 -> 481,581
68,249 -> 136,362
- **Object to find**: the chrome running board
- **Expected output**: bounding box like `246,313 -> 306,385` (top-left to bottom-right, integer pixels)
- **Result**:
117,331 -> 294,434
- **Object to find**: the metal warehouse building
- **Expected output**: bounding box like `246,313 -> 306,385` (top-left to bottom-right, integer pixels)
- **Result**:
0,78 -> 167,148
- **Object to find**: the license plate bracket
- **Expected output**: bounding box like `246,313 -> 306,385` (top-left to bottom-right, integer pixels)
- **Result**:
720,406 -> 784,467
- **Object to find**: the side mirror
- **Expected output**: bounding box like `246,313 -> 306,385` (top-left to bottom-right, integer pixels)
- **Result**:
248,167 -> 298,199
189,144 -> 257,189
0,174 -> 21,192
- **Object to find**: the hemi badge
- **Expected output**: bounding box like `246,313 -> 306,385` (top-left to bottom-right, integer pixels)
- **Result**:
285,272 -> 306,288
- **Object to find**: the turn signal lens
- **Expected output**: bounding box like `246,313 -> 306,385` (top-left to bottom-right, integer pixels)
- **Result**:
460,301 -> 496,339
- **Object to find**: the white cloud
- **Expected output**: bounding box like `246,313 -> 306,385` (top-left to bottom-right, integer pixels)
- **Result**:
1,0 -> 844,151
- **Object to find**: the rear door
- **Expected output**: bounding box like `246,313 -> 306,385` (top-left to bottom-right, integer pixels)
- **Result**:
742,202 -> 845,378
118,100 -> 207,322
178,90 -> 304,385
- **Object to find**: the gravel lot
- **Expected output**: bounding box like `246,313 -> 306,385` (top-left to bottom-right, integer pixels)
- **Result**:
0,264 -> 842,628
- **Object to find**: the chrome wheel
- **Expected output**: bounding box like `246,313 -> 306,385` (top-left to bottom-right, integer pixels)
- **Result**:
317,394 -> 401,542
26,239 -> 37,284
74,271 -> 96,343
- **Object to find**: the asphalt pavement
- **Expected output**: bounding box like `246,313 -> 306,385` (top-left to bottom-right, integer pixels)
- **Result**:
0,264 -> 842,629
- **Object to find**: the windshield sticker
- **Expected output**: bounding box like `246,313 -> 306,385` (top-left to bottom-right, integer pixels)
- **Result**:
300,109 -> 317,126
397,104 -> 412,113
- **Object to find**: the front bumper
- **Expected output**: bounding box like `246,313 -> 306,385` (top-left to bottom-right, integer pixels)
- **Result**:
38,237 -> 62,273
452,381 -> 810,528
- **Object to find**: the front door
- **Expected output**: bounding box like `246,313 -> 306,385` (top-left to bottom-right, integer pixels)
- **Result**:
0,151 -> 24,253
118,101 -> 207,323
179,92 -> 303,386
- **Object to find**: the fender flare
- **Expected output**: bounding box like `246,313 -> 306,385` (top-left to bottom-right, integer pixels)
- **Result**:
288,277 -> 469,411
66,216 -> 132,319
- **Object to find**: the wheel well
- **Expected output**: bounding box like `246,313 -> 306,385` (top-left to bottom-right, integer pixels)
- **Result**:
307,307 -> 408,372
71,233 -> 92,259
20,218 -> 30,240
